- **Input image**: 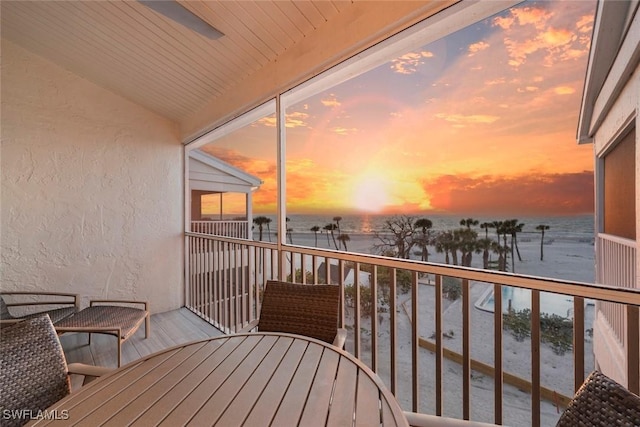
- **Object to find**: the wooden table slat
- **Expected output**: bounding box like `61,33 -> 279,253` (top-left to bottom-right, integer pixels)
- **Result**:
74,342 -> 209,427
35,348 -> 182,426
103,340 -> 226,426
297,349 -> 342,427
324,356 -> 359,426
269,342 -> 325,426
355,371 -> 383,426
158,335 -> 277,426
127,336 -> 246,426
381,397 -> 397,426
241,339 -> 309,426
192,336 -> 293,425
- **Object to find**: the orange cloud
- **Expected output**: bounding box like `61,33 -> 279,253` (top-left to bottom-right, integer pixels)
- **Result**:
495,5 -> 590,69
576,14 -> 594,33
516,86 -> 539,93
554,86 -> 575,95
434,113 -> 500,126
485,77 -> 506,85
421,172 -> 594,215
321,94 -> 341,108
468,41 -> 490,56
258,111 -> 309,128
540,28 -> 574,46
390,50 -> 434,74
332,126 -> 358,136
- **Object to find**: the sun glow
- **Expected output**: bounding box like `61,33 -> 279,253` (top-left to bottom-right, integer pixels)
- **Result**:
352,174 -> 390,212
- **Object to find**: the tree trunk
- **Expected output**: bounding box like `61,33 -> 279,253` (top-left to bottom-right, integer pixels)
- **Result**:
514,234 -> 523,261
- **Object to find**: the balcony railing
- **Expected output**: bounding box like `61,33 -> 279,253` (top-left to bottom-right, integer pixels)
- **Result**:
185,232 -> 640,427
190,220 -> 249,239
595,233 -> 637,385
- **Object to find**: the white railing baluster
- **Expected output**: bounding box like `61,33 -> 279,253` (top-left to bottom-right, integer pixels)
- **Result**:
411,271 -> 419,412
462,278 -> 471,420
574,297 -> 585,392
531,289 -> 541,427
435,274 -> 443,416
494,282 -> 503,424
390,268 -> 398,396
355,261 -> 361,359
371,265 -> 379,373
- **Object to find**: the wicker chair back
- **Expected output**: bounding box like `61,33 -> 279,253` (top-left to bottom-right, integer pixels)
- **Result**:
556,370 -> 640,427
0,315 -> 71,426
257,281 -> 340,344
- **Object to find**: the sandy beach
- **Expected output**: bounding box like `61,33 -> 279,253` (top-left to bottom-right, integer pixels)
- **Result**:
283,229 -> 596,427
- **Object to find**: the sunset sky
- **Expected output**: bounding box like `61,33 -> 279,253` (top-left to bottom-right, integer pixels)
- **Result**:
202,0 -> 596,217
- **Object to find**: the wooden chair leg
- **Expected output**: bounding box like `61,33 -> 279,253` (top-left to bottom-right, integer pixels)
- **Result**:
117,331 -> 122,367
145,314 -> 150,339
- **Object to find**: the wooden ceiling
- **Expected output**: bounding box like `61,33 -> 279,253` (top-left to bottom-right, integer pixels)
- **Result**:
1,1 -> 354,123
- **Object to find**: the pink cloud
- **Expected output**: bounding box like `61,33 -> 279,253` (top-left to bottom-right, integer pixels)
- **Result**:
421,172 -> 594,215
390,51 -> 434,74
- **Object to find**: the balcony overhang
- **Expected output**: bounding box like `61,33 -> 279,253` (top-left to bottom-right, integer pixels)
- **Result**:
577,1 -> 640,144
1,1 -> 457,144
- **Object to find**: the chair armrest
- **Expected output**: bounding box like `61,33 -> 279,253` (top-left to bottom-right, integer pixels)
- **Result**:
89,300 -> 148,312
333,328 -> 347,348
1,292 -> 80,310
67,363 -> 112,385
404,412 -> 500,427
238,319 -> 260,334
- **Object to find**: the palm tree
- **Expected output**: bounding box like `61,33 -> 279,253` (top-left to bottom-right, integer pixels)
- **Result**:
506,219 -> 525,262
491,220 -> 504,244
460,218 -> 479,229
324,223 -> 339,250
414,218 -> 433,262
322,225 -> 331,246
337,233 -> 350,251
264,217 -> 273,242
491,220 -> 510,271
455,227 -> 478,267
536,224 -> 550,260
434,231 -> 455,265
286,217 -> 293,244
477,238 -> 493,269
253,216 -> 270,241
480,222 -> 492,239
333,216 -> 343,235
490,240 -> 509,271
310,226 -> 320,247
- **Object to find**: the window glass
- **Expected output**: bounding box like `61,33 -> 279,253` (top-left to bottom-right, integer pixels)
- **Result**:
282,0 -> 595,280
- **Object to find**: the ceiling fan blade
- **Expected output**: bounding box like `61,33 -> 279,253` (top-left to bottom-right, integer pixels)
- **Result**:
139,0 -> 224,40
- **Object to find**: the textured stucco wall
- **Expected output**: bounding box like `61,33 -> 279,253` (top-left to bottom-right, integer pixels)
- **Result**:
1,40 -> 183,313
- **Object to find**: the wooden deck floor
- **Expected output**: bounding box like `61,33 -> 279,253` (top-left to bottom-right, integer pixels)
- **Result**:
60,308 -> 224,377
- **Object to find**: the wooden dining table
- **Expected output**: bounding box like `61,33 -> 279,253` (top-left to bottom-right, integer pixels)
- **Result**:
29,332 -> 409,426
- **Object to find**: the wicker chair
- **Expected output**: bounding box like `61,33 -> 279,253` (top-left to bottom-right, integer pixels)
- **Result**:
556,370 -> 640,427
240,280 -> 347,348
0,314 -> 110,426
0,292 -> 79,325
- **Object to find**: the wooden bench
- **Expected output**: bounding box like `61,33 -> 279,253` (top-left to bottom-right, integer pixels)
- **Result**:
54,300 -> 149,367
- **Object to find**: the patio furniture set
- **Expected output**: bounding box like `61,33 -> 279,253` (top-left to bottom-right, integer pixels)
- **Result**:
1,282 -> 639,426
0,291 -> 149,367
